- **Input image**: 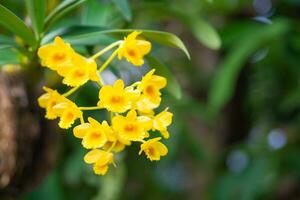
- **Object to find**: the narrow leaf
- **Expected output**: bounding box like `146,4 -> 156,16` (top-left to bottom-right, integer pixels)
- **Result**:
0,4 -> 36,47
111,0 -> 132,21
207,19 -> 289,117
186,17 -> 221,50
0,47 -> 19,65
45,0 -> 88,30
26,0 -> 46,37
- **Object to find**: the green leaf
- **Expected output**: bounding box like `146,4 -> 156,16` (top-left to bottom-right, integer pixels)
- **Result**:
45,0 -> 88,30
0,4 -> 36,47
82,0 -> 112,26
26,0 -> 46,38
0,35 -> 17,46
111,0 -> 132,21
0,47 -> 19,65
186,17 -> 221,50
137,3 -> 221,50
46,26 -> 190,59
146,55 -> 182,99
207,19 -> 289,117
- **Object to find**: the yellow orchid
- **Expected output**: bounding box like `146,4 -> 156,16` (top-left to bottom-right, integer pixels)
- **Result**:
84,149 -> 114,175
118,31 -> 151,66
52,101 -> 82,129
60,54 -> 99,87
112,110 -> 151,141
153,109 -> 173,139
38,37 -> 99,87
139,137 -> 168,161
138,69 -> 167,100
38,36 -> 74,71
38,87 -> 67,119
98,79 -> 133,113
73,117 -> 108,149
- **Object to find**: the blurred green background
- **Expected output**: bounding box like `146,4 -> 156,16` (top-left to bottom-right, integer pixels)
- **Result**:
2,0 -> 300,199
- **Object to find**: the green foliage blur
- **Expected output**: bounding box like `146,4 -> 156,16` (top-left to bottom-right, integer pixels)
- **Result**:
1,0 -> 300,199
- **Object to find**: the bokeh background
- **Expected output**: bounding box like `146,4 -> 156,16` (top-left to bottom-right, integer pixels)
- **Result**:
1,0 -> 300,199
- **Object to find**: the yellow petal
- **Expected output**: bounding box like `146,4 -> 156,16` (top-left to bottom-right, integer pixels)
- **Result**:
73,123 -> 90,138
84,149 -> 103,164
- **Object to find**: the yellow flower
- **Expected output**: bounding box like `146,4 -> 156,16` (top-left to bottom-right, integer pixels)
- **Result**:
38,87 -> 66,119
84,149 -> 114,175
73,117 -> 108,149
136,94 -> 161,114
139,137 -> 168,161
103,140 -> 127,153
38,36 -> 74,70
138,69 -> 167,100
52,101 -> 82,129
153,109 -> 173,139
73,122 -> 90,138
118,31 -> 151,66
135,69 -> 167,112
112,110 -> 151,141
60,54 -> 99,87
102,130 -> 131,153
98,79 -> 133,113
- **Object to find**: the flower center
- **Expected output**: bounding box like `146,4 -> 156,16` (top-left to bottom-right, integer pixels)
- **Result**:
147,147 -> 156,157
73,69 -> 86,78
90,131 -> 103,140
53,52 -> 66,62
66,112 -> 74,121
145,85 -> 155,96
110,96 -> 123,104
127,49 -> 137,57
124,124 -> 136,132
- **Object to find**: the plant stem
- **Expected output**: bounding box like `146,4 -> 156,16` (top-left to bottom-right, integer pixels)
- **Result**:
98,48 -> 119,73
90,41 -> 122,60
80,115 -> 84,123
108,141 -> 117,153
79,106 -> 103,110
62,86 -> 80,97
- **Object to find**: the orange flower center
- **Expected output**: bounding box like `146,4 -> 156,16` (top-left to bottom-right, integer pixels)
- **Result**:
90,131 -> 103,140
147,146 -> 156,157
53,52 -> 66,62
127,49 -> 137,57
124,124 -> 136,132
145,85 -> 155,96
73,70 -> 86,78
66,112 -> 74,121
110,96 -> 123,104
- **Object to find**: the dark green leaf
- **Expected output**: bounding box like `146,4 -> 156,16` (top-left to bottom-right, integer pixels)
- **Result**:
186,17 -> 221,50
0,47 -> 19,65
111,0 -> 132,21
26,0 -> 46,38
207,19 -> 289,117
0,4 -> 36,47
146,55 -> 182,99
82,0 -> 112,26
137,3 -> 221,50
45,0 -> 88,30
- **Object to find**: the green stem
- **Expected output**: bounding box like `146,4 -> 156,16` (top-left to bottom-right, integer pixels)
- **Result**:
107,141 -> 117,153
98,48 -> 119,73
90,41 -> 122,60
62,86 -> 80,97
79,106 -> 103,111
80,115 -> 84,124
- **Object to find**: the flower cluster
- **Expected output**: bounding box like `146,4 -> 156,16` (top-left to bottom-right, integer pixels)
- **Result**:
37,31 -> 173,175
